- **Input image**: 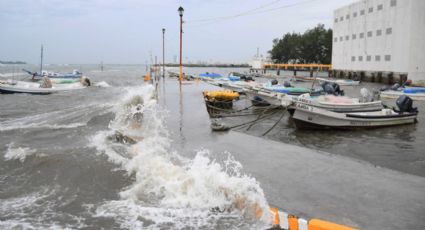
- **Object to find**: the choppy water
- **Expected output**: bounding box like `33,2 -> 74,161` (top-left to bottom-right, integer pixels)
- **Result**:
0,65 -> 270,229
1,64 -> 425,229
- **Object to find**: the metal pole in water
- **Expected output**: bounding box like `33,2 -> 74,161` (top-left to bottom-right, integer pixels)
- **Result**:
162,28 -> 166,79
178,6 -> 184,84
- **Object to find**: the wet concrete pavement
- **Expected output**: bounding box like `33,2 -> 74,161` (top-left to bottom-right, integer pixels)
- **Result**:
160,78 -> 425,229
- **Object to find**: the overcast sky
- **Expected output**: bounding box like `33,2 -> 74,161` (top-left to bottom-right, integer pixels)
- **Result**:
0,0 -> 354,64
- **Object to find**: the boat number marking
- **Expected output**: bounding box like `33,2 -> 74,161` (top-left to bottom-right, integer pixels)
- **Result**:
296,103 -> 313,111
349,121 -> 371,126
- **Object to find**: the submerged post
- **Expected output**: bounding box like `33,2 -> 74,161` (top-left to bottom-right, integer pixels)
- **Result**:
178,6 -> 184,84
40,45 -> 43,75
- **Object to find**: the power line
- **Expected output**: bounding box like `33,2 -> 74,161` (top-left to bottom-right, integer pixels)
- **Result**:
187,0 -> 282,23
187,0 -> 318,27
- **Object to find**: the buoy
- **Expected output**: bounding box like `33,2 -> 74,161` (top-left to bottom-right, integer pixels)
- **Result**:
144,73 -> 151,82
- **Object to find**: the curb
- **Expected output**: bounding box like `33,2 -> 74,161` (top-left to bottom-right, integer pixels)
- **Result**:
269,208 -> 357,230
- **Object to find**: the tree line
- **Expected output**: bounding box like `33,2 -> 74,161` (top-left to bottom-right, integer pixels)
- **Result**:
269,24 -> 332,64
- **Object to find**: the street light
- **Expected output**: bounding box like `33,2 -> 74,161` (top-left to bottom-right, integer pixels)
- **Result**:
162,28 -> 165,79
178,6 -> 184,83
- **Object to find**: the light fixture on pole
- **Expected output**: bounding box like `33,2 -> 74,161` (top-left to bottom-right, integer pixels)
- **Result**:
162,28 -> 166,79
178,6 -> 184,83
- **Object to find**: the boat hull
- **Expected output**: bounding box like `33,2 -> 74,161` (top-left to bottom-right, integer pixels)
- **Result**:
292,104 -> 417,129
380,90 -> 425,100
0,80 -> 87,94
291,96 -> 383,113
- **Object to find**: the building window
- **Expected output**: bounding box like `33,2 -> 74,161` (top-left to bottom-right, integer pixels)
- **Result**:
375,55 -> 381,61
369,7 -> 373,13
391,0 -> 397,7
352,56 -> 356,62
340,36 -> 343,41
359,32 -> 364,38
340,16 -> 344,21
353,12 -> 358,17
386,28 -> 392,34
367,31 -> 373,37
345,35 -> 349,41
334,38 -> 338,42
335,18 -> 338,23
346,14 -> 350,19
360,9 -> 365,15
358,56 -> 363,61
367,55 -> 372,61
377,4 -> 383,10
385,55 -> 391,61
352,34 -> 357,39
376,29 -> 382,36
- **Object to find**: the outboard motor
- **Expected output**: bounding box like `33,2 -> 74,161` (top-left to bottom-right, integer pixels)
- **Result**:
390,83 -> 400,91
380,85 -> 390,91
271,79 -> 278,85
360,88 -> 372,102
283,81 -> 292,87
323,83 -> 335,95
396,95 -> 417,113
322,82 -> 344,96
245,76 -> 254,81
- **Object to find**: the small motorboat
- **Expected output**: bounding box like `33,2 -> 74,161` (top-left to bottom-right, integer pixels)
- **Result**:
318,77 -> 360,86
243,88 -> 296,107
0,77 -> 90,94
292,95 -> 418,129
23,69 -> 83,79
290,93 -> 384,113
291,76 -> 316,82
198,73 -> 223,80
380,87 -> 425,100
260,81 -> 322,96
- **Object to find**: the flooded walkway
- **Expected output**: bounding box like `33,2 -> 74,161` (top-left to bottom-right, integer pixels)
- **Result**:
160,78 -> 425,229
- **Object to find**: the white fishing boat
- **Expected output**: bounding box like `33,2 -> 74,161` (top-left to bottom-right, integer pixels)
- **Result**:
292,95 -> 418,129
318,77 -> 360,86
380,89 -> 425,100
0,77 -> 90,94
290,93 -> 383,113
243,88 -> 296,107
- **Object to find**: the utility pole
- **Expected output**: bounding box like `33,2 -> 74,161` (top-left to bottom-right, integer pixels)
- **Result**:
178,6 -> 184,84
162,28 -> 166,78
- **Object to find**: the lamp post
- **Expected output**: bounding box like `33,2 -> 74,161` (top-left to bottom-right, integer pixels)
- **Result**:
178,6 -> 184,83
162,28 -> 165,79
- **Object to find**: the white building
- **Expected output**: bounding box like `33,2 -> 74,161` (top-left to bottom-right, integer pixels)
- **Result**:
332,0 -> 425,83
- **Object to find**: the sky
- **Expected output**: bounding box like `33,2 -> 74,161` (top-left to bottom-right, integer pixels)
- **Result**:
0,0 -> 354,64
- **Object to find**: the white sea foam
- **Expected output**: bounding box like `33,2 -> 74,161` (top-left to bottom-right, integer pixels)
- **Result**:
0,103 -> 112,131
4,143 -> 38,162
94,81 -> 111,88
91,84 -> 271,228
0,187 -> 86,229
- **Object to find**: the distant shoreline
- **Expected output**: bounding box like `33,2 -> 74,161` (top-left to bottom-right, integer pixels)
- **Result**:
158,63 -> 250,68
0,60 -> 27,64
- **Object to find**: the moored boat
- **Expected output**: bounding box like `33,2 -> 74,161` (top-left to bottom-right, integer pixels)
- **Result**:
0,77 -> 90,94
292,95 -> 418,129
318,77 -> 360,86
290,93 -> 384,113
380,88 -> 425,100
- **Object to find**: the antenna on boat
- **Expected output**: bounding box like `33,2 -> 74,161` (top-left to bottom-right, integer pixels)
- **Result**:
40,45 -> 43,76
